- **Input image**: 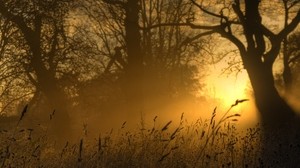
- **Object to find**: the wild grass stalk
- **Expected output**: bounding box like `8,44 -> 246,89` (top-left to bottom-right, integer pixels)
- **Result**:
3,99 -> 295,167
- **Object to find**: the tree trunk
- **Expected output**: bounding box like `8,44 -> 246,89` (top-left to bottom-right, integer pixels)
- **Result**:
246,60 -> 296,129
123,0 -> 144,122
37,71 -> 72,140
247,59 -> 295,129
19,14 -> 72,143
242,0 -> 297,129
30,32 -> 73,143
245,55 -> 300,166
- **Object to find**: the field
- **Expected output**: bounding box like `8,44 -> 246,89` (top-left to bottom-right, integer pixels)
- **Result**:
1,102 -> 300,168
3,102 -> 292,168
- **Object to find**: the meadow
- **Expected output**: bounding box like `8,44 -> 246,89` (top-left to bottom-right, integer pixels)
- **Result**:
0,101 -> 276,168
2,99 -> 300,168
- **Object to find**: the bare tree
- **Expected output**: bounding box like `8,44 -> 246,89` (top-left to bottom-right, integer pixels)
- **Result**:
180,0 -> 300,165
140,0 -> 204,97
76,0 -> 206,122
0,0 -> 79,142
181,0 -> 300,129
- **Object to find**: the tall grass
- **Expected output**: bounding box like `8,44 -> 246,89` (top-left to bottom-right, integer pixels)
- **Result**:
0,100 -> 296,167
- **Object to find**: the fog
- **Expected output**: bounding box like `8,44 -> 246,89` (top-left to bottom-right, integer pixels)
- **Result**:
2,57 -> 300,143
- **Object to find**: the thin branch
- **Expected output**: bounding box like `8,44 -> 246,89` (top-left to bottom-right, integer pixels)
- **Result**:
0,1 -> 34,39
288,0 -> 300,9
190,0 -> 223,18
0,92 -> 33,115
215,27 -> 247,63
180,30 -> 214,47
141,22 -> 220,31
102,0 -> 125,7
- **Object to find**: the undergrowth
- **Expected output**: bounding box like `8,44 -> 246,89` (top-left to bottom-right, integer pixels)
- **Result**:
0,99 -> 294,167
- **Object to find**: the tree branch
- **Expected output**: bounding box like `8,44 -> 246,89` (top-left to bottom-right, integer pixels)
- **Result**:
215,27 -> 247,65
232,2 -> 245,25
0,1 -> 34,37
102,0 -> 125,7
264,43 -> 281,65
259,24 -> 276,40
180,30 -> 214,47
0,92 -> 33,115
190,0 -> 223,18
277,10 -> 300,41
141,22 -> 220,31
288,0 -> 300,10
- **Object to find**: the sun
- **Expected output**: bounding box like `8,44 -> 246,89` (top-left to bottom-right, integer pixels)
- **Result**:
205,65 -> 250,108
203,63 -> 260,129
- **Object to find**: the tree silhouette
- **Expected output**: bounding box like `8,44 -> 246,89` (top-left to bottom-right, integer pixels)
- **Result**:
185,0 -> 300,129
0,0 -> 78,141
77,0 -> 205,122
185,0 -> 300,165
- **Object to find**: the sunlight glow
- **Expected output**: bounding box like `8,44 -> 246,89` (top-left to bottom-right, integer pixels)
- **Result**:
206,66 -> 249,107
203,61 -> 259,129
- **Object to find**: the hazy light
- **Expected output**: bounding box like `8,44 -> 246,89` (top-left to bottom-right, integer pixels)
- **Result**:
204,60 -> 259,129
206,62 -> 248,105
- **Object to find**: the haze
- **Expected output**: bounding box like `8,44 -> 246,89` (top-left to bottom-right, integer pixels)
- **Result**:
0,1 -> 299,165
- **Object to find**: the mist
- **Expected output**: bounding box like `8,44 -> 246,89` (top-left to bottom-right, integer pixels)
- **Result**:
0,0 -> 300,167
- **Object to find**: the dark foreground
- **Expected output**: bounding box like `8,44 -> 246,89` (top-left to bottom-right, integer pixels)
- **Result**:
1,111 -> 300,168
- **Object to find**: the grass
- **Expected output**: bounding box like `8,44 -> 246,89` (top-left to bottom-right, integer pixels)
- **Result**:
0,100 -> 298,167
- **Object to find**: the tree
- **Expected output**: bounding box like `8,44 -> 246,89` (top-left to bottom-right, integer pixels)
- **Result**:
101,0 -> 144,120
140,0 -> 204,98
184,0 -> 300,129
77,0 -> 205,124
0,0 -> 78,142
183,0 -> 300,165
